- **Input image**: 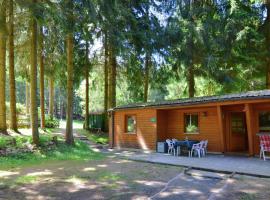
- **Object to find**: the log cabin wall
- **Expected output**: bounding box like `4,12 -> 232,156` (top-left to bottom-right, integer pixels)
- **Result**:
164,107 -> 222,152
111,99 -> 270,154
113,109 -> 157,150
156,110 -> 168,141
252,103 -> 270,154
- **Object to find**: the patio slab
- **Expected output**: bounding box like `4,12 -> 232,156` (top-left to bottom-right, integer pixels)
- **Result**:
106,150 -> 270,177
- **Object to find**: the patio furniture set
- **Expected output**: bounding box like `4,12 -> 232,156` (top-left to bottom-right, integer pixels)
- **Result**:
166,139 -> 208,158
164,134 -> 270,160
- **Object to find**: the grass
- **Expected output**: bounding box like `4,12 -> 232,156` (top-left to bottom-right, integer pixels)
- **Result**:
0,120 -> 107,170
87,133 -> 109,144
62,119 -> 109,145
78,129 -> 109,145
15,175 -> 40,185
0,134 -> 105,170
239,193 -> 256,200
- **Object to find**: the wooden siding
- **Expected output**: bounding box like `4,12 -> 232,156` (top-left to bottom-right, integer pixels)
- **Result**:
157,110 -> 168,141
111,100 -> 270,155
114,109 -> 157,150
165,107 -> 222,152
251,103 -> 270,154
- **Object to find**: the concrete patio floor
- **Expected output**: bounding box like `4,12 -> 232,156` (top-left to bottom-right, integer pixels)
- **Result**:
104,149 -> 270,177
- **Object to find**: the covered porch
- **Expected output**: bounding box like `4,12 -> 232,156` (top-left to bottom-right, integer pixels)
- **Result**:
156,101 -> 270,156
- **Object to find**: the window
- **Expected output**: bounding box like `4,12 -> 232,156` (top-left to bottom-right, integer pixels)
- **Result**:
184,113 -> 199,133
259,112 -> 270,132
231,113 -> 245,133
125,115 -> 136,133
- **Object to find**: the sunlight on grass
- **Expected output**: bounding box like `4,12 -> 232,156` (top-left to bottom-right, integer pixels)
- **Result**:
67,175 -> 87,185
59,120 -> 83,129
15,175 -> 40,185
83,167 -> 96,172
78,128 -> 108,145
0,170 -> 19,177
0,137 -> 105,170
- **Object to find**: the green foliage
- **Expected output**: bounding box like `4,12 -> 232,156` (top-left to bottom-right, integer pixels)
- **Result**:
0,135 -> 105,170
4,0 -> 270,120
5,102 -> 26,115
45,116 -> 60,128
78,129 -> 108,145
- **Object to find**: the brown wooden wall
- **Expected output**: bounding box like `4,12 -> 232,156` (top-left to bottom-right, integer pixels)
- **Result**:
156,110 -> 168,141
113,109 -> 157,150
251,103 -> 270,154
111,101 -> 270,155
163,107 -> 222,152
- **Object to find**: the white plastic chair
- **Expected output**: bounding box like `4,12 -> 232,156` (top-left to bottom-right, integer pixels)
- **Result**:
166,139 -> 176,156
259,135 -> 270,161
190,142 -> 204,158
172,139 -> 179,156
201,140 -> 208,156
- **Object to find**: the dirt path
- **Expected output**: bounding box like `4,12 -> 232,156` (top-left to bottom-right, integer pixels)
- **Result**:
1,157 -> 269,200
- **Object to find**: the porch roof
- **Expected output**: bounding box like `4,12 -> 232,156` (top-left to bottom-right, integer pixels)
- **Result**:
111,90 -> 270,111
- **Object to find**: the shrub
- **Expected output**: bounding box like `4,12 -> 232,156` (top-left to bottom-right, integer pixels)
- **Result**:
6,102 -> 27,116
45,117 -> 60,128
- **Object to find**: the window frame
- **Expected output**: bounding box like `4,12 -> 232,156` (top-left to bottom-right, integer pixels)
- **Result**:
125,114 -> 137,134
258,111 -> 270,132
230,113 -> 245,134
184,112 -> 200,134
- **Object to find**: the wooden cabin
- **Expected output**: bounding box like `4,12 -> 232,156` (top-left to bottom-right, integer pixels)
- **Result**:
108,90 -> 270,156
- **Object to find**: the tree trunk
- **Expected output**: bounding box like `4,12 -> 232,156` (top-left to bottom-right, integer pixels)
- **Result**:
187,63 -> 195,98
30,0 -> 39,145
144,53 -> 151,102
39,26 -> 45,129
0,1 -> 7,134
49,77 -> 54,120
267,62 -> 270,89
104,33 -> 109,132
65,33 -> 74,145
8,0 -> 17,131
265,2 -> 270,89
26,82 -> 30,115
84,42 -> 89,130
108,44 -> 116,109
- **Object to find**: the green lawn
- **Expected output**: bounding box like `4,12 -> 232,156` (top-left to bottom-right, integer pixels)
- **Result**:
0,120 -> 108,170
0,134 -> 105,170
78,128 -> 109,144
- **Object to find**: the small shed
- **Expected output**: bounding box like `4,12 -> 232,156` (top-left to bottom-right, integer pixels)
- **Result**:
89,111 -> 105,131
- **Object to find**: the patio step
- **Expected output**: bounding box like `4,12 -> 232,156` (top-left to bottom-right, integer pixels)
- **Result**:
186,169 -> 231,180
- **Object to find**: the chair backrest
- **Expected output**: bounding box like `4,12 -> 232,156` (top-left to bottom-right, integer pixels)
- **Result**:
166,139 -> 173,147
199,141 -> 204,148
172,138 -> 178,144
201,140 -> 208,148
192,142 -> 202,149
259,135 -> 270,151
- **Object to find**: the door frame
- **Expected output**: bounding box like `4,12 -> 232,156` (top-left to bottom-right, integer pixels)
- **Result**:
224,111 -> 249,153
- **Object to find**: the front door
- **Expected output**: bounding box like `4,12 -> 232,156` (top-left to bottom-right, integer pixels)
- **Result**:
226,112 -> 248,152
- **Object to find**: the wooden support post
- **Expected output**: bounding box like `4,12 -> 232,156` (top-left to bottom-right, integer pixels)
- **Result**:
108,111 -> 114,148
245,103 -> 254,156
217,105 -> 225,152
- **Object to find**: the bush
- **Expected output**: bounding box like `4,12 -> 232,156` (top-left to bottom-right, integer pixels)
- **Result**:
6,102 -> 27,116
45,117 -> 60,128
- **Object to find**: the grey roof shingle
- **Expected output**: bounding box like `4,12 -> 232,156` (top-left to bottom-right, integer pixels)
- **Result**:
111,90 -> 270,111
